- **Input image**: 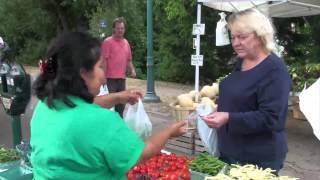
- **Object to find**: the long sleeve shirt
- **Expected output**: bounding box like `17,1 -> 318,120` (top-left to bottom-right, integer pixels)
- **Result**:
217,53 -> 291,168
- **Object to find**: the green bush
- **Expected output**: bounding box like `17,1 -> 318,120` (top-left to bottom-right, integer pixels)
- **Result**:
288,63 -> 320,92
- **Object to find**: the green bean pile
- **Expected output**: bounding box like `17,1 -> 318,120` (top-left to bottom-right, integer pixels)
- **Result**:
0,146 -> 20,163
190,153 -> 226,176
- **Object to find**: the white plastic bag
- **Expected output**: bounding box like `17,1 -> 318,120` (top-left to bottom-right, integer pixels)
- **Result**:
216,12 -> 230,46
299,78 -> 320,141
125,99 -> 152,139
97,84 -> 114,111
98,84 -> 109,96
196,104 -> 219,156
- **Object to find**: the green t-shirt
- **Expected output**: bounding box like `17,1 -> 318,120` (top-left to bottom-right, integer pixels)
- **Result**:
30,96 -> 144,180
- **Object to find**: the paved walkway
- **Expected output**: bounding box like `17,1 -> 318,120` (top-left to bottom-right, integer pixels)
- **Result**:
0,66 -> 319,179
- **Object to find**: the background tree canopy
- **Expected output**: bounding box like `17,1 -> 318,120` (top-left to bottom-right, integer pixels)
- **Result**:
0,0 -> 319,89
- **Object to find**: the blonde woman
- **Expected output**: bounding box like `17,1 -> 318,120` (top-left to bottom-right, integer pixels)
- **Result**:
203,9 -> 291,174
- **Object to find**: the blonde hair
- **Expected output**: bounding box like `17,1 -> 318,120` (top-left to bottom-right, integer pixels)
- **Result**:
227,8 -> 275,52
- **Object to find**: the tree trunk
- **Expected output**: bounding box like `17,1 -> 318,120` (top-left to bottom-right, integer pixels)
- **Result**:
49,0 -> 69,33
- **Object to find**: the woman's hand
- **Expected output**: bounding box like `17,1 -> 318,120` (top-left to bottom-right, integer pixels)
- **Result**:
202,112 -> 229,128
119,88 -> 143,104
94,88 -> 143,108
169,121 -> 188,138
139,121 -> 187,163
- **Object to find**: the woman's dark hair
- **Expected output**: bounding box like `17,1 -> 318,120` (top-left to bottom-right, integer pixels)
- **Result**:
33,32 -> 101,109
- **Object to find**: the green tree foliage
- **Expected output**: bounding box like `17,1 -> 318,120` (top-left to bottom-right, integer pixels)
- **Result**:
0,0 -> 102,64
89,0 -> 146,79
153,0 -> 233,84
0,0 -> 53,64
36,0 -> 102,32
0,0 -> 319,85
274,16 -> 320,91
274,16 -> 320,64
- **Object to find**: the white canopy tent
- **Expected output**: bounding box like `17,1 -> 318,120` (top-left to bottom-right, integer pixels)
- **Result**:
192,0 -> 320,98
202,0 -> 320,17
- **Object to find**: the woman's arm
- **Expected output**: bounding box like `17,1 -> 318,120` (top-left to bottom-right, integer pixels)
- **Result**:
138,121 -> 187,163
94,89 -> 143,108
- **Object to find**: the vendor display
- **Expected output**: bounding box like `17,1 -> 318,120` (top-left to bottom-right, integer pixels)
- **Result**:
127,151 -> 299,180
174,83 -> 219,109
170,83 -> 219,132
127,152 -> 190,180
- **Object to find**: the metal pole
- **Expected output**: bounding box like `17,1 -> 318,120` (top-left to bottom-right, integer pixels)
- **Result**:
195,3 -> 202,103
144,0 -> 160,102
11,115 -> 22,147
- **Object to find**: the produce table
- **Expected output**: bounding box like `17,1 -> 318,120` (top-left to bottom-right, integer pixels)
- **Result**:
127,151 -> 299,180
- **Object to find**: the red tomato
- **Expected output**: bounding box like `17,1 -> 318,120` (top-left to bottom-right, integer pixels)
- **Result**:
127,171 -> 135,180
170,166 -> 177,171
159,171 -> 166,177
132,165 -> 140,173
154,172 -> 160,178
181,164 -> 189,170
180,170 -> 190,180
168,173 -> 179,180
157,162 -> 163,168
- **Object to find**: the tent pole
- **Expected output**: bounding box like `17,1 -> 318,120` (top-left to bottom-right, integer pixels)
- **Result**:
195,2 -> 201,102
288,0 -> 320,9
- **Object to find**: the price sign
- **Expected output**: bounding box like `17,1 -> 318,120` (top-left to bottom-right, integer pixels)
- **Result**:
192,24 -> 205,35
100,20 -> 107,28
191,55 -> 203,66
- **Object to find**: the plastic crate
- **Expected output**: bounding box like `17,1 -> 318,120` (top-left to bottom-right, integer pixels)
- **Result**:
190,165 -> 228,180
190,170 -> 214,180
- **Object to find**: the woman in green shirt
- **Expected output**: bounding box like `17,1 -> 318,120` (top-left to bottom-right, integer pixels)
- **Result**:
31,32 -> 186,180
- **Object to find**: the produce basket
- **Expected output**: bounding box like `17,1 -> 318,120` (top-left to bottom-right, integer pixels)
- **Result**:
169,101 -> 196,122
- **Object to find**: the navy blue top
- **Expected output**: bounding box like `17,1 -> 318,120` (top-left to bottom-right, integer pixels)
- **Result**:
217,53 -> 291,170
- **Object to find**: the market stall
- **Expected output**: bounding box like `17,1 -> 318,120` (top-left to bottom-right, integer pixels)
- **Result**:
189,0 -> 320,140
161,1 -> 320,179
191,0 -> 320,97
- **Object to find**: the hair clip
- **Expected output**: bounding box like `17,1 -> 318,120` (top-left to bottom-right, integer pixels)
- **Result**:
39,59 -> 48,74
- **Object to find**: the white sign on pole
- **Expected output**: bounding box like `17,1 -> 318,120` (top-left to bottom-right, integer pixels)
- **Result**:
191,55 -> 203,66
192,24 -> 205,35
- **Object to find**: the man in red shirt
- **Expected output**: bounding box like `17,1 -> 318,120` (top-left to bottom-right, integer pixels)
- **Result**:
101,17 -> 136,117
